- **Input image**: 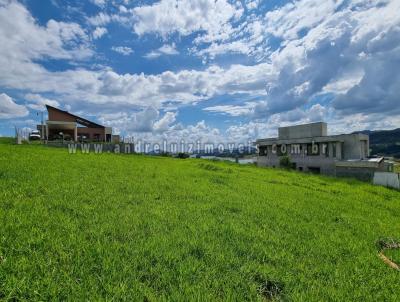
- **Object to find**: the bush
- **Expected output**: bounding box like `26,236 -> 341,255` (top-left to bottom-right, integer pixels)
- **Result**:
279,155 -> 292,169
177,152 -> 189,159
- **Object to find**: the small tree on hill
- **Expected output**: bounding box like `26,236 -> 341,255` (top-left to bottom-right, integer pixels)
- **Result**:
177,152 -> 189,159
279,155 -> 292,169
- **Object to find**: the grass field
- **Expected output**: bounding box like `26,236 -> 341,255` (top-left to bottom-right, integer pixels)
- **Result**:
0,139 -> 400,301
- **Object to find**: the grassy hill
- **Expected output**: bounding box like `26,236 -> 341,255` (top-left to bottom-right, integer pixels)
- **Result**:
0,139 -> 399,301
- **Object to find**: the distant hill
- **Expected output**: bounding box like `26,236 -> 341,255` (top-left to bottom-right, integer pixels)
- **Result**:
354,128 -> 400,158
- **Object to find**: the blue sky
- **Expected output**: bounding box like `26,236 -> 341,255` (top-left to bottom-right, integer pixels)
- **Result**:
0,0 -> 399,143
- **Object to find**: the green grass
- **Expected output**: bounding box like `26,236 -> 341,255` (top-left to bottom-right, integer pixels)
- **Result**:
0,137 -> 15,145
0,141 -> 400,301
384,249 -> 400,266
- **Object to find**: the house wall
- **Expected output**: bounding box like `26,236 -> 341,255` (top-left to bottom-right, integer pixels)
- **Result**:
257,134 -> 369,176
257,142 -> 337,175
373,172 -> 400,189
48,108 -> 76,122
278,122 -> 327,140
336,166 -> 376,181
46,106 -> 112,142
339,134 -> 369,160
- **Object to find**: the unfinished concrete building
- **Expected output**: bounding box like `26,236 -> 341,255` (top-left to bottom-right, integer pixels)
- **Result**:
256,122 -> 392,180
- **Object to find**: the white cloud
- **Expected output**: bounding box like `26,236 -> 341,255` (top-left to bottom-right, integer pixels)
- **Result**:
111,46 -> 133,55
264,0 -> 342,40
130,106 -> 159,132
158,44 -> 179,55
0,93 -> 29,119
92,26 -> 107,39
144,43 -> 179,59
0,1 -> 92,62
323,70 -> 364,94
24,93 -> 60,111
238,0 -> 400,119
132,0 -> 242,39
153,111 -> 177,132
204,102 -> 256,117
90,0 -> 107,7
99,107 -> 176,133
87,12 -> 129,27
143,51 -> 160,59
245,0 -> 260,10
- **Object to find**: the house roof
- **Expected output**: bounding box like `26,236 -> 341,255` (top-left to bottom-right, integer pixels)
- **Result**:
46,105 -> 104,128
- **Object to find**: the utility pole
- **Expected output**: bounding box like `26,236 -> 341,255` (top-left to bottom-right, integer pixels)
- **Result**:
37,111 -> 44,141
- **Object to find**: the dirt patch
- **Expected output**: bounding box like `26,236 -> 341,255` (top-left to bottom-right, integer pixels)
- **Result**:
258,280 -> 284,300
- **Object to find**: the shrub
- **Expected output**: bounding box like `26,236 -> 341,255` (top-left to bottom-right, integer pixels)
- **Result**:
279,155 -> 292,169
177,152 -> 189,159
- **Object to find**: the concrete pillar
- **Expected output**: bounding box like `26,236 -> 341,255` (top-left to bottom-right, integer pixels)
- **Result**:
74,126 -> 78,142
45,125 -> 49,141
336,142 -> 342,160
328,142 -> 333,158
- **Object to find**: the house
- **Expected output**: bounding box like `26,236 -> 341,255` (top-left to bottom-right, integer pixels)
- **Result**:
37,105 -> 118,142
256,122 -> 392,180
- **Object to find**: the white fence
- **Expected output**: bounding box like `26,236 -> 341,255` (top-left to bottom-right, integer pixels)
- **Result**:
373,172 -> 400,190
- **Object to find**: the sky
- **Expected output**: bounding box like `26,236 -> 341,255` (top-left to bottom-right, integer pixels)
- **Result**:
0,0 -> 399,144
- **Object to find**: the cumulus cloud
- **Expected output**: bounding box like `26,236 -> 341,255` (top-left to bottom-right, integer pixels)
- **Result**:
92,26 -> 107,39
244,0 -> 400,120
111,46 -> 133,56
90,0 -> 107,8
0,93 -> 29,119
245,0 -> 260,10
25,93 -> 60,111
139,119 -> 225,145
144,43 -> 179,59
87,12 -> 129,27
204,103 -> 256,117
99,107 -> 177,133
132,0 -> 242,39
0,1 -> 92,67
153,111 -> 177,132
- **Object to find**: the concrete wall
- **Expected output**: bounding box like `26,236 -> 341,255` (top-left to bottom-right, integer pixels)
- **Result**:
257,143 -> 337,175
257,141 -> 341,174
373,172 -> 400,189
278,122 -> 327,139
336,166 -> 376,182
48,107 -> 76,122
257,123 -> 372,180
340,134 -> 369,160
